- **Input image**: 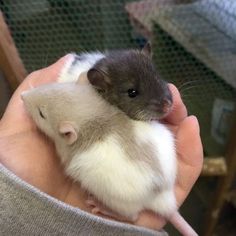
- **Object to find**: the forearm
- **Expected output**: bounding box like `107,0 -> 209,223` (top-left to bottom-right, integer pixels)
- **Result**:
0,163 -> 167,236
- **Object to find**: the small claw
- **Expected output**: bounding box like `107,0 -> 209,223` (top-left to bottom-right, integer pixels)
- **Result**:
86,199 -> 96,207
91,207 -> 100,214
85,195 -> 136,222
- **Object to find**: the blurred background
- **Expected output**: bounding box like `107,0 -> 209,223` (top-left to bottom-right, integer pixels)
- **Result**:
0,0 -> 235,235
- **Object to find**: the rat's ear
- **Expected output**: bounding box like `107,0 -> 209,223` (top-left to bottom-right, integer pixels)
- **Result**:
59,121 -> 78,145
87,68 -> 111,91
141,41 -> 152,58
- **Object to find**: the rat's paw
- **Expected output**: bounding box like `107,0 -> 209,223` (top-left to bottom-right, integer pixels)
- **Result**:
86,195 -> 137,222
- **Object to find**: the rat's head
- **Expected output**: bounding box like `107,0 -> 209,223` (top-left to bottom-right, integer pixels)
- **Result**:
21,83 -> 85,146
87,43 -> 173,121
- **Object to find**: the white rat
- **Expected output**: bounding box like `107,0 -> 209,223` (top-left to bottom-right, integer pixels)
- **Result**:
21,44 -> 198,236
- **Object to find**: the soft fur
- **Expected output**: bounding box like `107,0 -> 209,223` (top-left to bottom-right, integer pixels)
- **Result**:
21,54 -> 177,218
21,52 -> 197,236
59,52 -> 105,83
22,80 -> 176,218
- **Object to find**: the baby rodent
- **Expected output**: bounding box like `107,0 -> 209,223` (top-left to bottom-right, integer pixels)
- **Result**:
59,44 -> 172,121
21,44 -> 197,236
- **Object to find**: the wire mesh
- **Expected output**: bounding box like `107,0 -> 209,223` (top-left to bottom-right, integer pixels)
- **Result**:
0,0 -> 235,157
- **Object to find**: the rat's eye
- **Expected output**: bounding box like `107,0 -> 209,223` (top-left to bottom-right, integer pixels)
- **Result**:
127,89 -> 139,98
38,108 -> 45,119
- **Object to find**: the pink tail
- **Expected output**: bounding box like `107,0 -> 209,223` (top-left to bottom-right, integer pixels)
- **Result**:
169,211 -> 198,236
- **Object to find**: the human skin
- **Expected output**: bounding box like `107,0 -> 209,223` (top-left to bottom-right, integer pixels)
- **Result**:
0,55 -> 203,230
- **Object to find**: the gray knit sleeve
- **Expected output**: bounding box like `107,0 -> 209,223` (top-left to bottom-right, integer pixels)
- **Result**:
0,164 -> 167,236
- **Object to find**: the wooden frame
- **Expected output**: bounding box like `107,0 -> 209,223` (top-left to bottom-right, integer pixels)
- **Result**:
203,118 -> 236,236
0,11 -> 27,90
202,157 -> 227,176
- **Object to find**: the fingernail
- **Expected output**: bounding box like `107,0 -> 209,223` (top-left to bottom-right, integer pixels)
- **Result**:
65,53 -> 76,60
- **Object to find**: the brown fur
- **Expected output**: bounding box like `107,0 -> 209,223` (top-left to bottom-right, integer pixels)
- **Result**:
22,80 -> 161,176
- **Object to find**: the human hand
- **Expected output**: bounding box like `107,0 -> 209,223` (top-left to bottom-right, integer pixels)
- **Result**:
0,56 -> 203,231
0,55 -> 89,211
134,84 -> 203,229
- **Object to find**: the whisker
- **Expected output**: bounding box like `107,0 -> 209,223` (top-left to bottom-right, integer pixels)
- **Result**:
181,95 -> 200,104
177,80 -> 200,91
181,94 -> 198,98
180,85 -> 200,94
139,111 -> 146,120
136,110 -> 147,121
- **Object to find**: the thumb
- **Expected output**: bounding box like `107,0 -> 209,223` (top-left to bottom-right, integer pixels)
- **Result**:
175,115 -> 203,204
15,54 -> 73,96
0,55 -> 72,132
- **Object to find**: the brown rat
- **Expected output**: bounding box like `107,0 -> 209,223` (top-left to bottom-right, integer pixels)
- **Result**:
59,43 -> 172,120
21,44 -> 198,236
87,47 -> 172,121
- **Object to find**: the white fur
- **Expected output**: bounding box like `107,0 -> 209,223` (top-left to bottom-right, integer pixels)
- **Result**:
58,52 -> 105,83
66,120 -> 177,218
22,53 -> 197,235
134,120 -> 176,187
57,55 -> 177,217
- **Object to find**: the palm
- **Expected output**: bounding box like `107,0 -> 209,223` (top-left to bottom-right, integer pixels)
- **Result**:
0,56 -> 203,231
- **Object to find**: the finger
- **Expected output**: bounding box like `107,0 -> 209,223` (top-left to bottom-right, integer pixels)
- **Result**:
6,54 -> 72,105
175,116 -> 203,205
18,54 -> 73,93
6,54 -> 72,106
0,55 -> 72,131
29,54 -> 74,87
135,210 -> 166,231
136,117 -> 202,230
177,115 -> 203,167
163,84 -> 187,125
